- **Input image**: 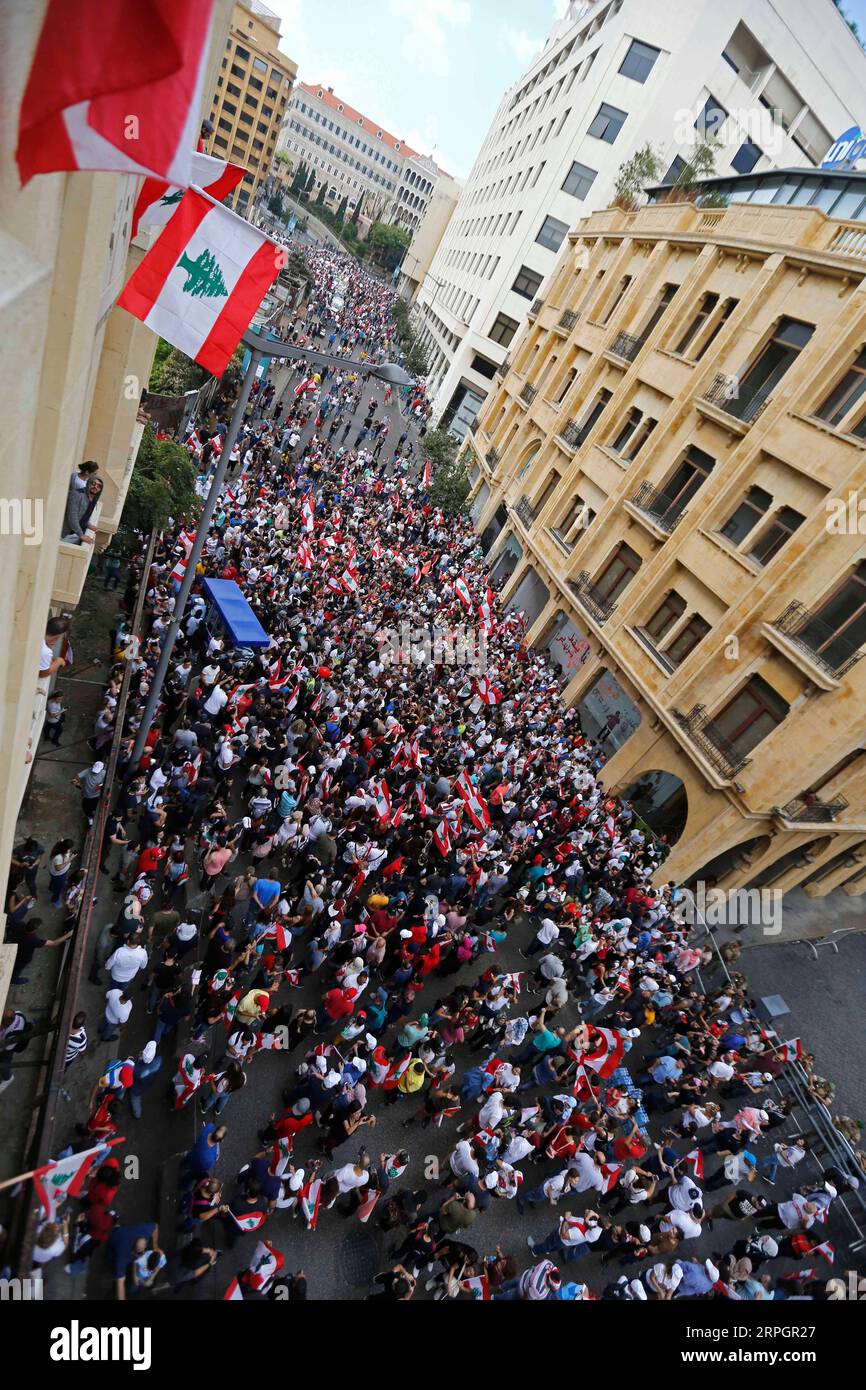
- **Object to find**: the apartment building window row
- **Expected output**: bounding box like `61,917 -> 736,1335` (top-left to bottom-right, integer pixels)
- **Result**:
511,265 -> 544,300
489,313 -> 520,348
562,160 -> 598,201
536,215 -> 570,253
719,487 -> 805,566
587,101 -> 627,145
618,38 -> 661,83
610,407 -> 657,461
814,347 -> 866,437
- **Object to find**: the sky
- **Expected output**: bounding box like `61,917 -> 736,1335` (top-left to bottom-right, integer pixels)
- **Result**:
267,0 -> 866,181
265,0 -> 573,179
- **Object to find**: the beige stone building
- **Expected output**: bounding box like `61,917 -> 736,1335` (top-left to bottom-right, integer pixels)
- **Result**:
399,173 -> 463,306
0,0 -> 231,972
468,170 -> 866,921
207,0 -> 297,218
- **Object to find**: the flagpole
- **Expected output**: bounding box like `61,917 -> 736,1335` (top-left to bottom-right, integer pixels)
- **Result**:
129,336 -> 265,769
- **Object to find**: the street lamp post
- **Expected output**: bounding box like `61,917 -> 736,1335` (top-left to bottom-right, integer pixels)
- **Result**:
128,332 -> 413,767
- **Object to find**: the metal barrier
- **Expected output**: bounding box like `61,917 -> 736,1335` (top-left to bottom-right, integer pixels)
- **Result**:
12,529 -> 158,1277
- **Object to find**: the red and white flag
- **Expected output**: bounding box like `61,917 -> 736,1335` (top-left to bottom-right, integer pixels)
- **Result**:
301,494 -> 315,534
223,1276 -> 244,1301
433,818 -> 451,857
341,564 -> 360,595
581,1026 -> 626,1080
132,153 -> 244,236
777,1038 -> 803,1063
454,576 -> 472,611
230,1208 -> 268,1233
33,1139 -> 121,1222
208,434 -> 224,455
16,0 -> 213,187
684,1149 -> 704,1181
479,588 -> 495,636
416,783 -> 429,818
811,1240 -> 835,1265
455,768 -> 491,831
241,1240 -> 283,1291
459,1275 -> 491,1301
298,1176 -> 322,1230
423,456 -> 431,489
294,375 -> 317,399
371,779 -> 392,827
117,187 -> 280,376
475,675 -> 502,706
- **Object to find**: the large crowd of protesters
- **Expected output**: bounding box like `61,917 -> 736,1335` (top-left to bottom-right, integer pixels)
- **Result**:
3,244 -> 862,1302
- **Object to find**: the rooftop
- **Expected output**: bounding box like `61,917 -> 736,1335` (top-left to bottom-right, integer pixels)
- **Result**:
296,82 -> 452,178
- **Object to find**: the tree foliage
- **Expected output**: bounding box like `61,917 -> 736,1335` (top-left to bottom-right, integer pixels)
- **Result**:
149,343 -> 208,395
367,220 -> 411,269
613,144 -> 662,211
123,424 -> 200,532
425,435 -> 471,516
335,194 -> 349,223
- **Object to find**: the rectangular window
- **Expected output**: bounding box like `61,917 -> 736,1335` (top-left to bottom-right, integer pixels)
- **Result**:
696,95 -> 728,138
598,274 -> 632,324
535,215 -> 570,251
226,82 -> 241,97
663,155 -> 686,184
665,613 -> 711,665
658,445 -> 715,524
714,675 -> 789,757
562,159 -> 598,200
489,313 -> 520,347
732,140 -> 762,174
252,56 -> 267,72
611,407 -> 643,453
595,543 -> 642,603
619,39 -> 660,83
733,317 -> 814,418
587,102 -> 627,144
815,348 -> 866,428
511,265 -> 544,299
720,486 -> 773,545
645,591 -> 687,641
623,416 -> 657,461
694,297 -> 737,360
748,505 -> 805,565
674,292 -> 719,355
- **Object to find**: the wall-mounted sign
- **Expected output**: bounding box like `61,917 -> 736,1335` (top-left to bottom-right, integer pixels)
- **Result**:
822,126 -> 866,169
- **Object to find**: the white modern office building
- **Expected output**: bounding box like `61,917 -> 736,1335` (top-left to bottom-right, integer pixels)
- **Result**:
415,0 -> 866,439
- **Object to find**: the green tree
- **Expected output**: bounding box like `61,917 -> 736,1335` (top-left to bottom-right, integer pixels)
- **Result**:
268,188 -> 285,218
350,194 -> 363,226
149,345 -> 208,395
291,160 -> 307,195
305,168 -> 316,196
122,424 -> 200,532
404,339 -> 429,376
315,180 -> 327,207
335,194 -> 349,223
367,220 -> 411,270
177,248 -> 228,299
613,144 -> 662,211
425,434 -> 471,516
274,149 -> 291,168
669,136 -> 719,200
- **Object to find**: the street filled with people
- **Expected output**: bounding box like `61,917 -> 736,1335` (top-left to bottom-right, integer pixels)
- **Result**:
7,245 -> 860,1302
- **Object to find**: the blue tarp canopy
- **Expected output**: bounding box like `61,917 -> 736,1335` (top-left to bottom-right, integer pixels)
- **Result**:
201,579 -> 270,650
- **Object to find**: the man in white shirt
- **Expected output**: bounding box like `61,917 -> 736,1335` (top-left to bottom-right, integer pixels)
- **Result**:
204,683 -> 228,719
105,938 -> 148,986
99,987 -> 132,1041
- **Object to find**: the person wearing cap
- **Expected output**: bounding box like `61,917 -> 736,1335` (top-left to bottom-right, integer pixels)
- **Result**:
128,1041 -> 163,1119
73,761 -> 106,824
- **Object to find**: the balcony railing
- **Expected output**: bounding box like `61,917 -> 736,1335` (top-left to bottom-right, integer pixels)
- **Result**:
700,370 -> 773,425
771,601 -> 864,680
529,297 -> 545,317
558,309 -> 579,333
485,446 -> 500,467
610,330 -> 644,363
569,571 -> 617,625
775,794 -> 850,824
497,360 -> 510,380
520,381 -> 538,406
558,417 -> 583,450
673,704 -> 752,779
629,480 -> 687,533
514,497 -> 536,529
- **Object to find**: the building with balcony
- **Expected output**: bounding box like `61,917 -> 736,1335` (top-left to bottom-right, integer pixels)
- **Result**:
0,0 -> 231,954
207,0 -> 297,218
416,0 -> 866,442
466,178 -> 866,921
278,83 -> 449,234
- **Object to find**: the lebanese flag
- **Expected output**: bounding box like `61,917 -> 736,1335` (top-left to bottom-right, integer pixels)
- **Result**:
117,187 -> 281,376
230,1208 -> 268,1233
684,1149 -> 704,1181
294,375 -> 317,398
599,1163 -> 623,1194
132,153 -> 245,236
356,1188 -> 382,1223
423,457 -> 431,489
499,972 -> 522,995
298,1176 -> 322,1230
341,565 -> 360,595
460,1275 -> 491,1301
433,818 -> 451,857
371,779 -> 392,826
301,495 -> 315,534
571,1060 -> 597,1101
582,1026 -> 625,1079
16,0 -> 213,187
455,769 -> 491,831
372,540 -> 383,560
475,675 -> 502,706
416,783 -> 429,818
33,1139 -> 121,1222
241,1241 -> 284,1291
479,589 -> 495,636
454,576 -> 472,611
811,1240 -> 835,1265
208,434 -> 224,454
778,1038 -> 803,1063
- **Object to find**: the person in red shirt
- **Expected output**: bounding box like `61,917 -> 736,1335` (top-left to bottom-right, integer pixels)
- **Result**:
315,986 -> 357,1031
136,842 -> 166,877
260,1098 -> 314,1146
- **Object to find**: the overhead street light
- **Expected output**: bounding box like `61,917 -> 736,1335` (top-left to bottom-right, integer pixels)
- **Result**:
129,329 -> 415,765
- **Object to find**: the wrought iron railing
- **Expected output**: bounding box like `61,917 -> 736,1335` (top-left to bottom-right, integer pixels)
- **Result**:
569,571 -> 617,625
775,794 -> 849,823
558,309 -> 579,333
771,600 -> 864,680
529,297 -> 545,317
514,497 -> 536,529
558,417 -> 583,450
496,360 -> 510,380
485,446 -> 500,467
629,480 -> 687,533
673,704 -> 752,779
520,381 -> 538,406
701,370 -> 773,424
610,330 -> 644,362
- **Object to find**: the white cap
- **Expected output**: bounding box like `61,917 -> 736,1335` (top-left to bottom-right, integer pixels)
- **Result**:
140,1042 -> 157,1064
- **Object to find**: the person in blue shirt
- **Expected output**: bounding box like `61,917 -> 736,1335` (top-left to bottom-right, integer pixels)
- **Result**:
181,1123 -> 226,1187
246,870 -> 281,926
